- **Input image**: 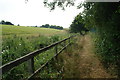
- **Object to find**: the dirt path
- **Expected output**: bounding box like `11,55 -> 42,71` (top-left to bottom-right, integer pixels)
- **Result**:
62,34 -> 115,78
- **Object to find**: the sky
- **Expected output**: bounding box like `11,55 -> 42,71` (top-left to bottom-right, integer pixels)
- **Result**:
0,0 -> 84,28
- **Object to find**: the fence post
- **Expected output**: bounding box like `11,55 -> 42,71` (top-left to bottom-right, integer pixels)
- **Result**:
64,40 -> 66,46
55,45 -> 58,54
28,57 -> 34,74
64,40 -> 67,52
69,38 -> 70,44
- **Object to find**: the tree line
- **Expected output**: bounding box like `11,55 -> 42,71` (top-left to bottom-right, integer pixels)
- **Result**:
0,20 -> 63,30
40,24 -> 63,30
0,20 -> 14,25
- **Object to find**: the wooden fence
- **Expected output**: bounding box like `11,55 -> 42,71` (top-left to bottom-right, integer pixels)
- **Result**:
0,34 -> 77,79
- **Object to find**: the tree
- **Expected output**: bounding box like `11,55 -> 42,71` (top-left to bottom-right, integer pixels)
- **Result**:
69,13 -> 89,35
5,21 -> 14,25
0,20 -> 14,25
0,20 -> 5,24
41,24 -> 49,28
17,24 -> 20,26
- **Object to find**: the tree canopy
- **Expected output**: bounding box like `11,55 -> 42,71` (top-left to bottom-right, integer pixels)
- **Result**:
69,13 -> 89,35
0,20 -> 14,25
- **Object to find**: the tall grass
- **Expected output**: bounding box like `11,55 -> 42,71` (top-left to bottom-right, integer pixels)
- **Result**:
2,25 -> 72,79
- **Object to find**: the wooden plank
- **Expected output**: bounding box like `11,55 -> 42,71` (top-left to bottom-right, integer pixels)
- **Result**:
64,40 -> 66,46
69,38 -> 70,44
55,45 -> 58,54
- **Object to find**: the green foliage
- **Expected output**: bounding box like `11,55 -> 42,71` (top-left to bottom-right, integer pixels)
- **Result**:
50,35 -> 60,43
43,0 -> 75,10
69,13 -> 89,35
83,2 -> 120,76
2,25 -> 68,79
2,35 -> 65,79
42,0 -> 120,77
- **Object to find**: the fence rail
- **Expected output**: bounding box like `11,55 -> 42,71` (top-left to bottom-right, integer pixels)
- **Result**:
0,34 -> 77,79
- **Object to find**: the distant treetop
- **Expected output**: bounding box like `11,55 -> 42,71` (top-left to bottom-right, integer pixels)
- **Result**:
0,20 -> 14,25
41,24 -> 63,30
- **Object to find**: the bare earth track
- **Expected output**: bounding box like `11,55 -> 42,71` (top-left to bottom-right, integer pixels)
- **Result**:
62,34 -> 115,78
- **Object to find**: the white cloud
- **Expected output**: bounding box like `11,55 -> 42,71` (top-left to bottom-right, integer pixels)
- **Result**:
0,0 -> 83,28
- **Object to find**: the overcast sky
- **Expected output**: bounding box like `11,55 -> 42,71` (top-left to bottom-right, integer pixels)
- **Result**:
0,0 -> 84,28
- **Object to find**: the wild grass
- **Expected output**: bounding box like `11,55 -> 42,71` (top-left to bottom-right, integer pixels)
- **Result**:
2,25 -> 72,79
59,36 -> 82,78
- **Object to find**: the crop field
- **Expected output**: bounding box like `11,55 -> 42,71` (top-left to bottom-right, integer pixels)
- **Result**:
2,25 -> 70,79
2,25 -> 67,37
